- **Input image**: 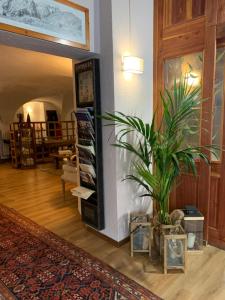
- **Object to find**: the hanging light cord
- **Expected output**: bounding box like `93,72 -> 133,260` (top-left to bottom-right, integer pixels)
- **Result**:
129,0 -> 131,50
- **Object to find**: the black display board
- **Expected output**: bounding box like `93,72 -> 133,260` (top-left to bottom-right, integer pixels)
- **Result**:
75,59 -> 104,230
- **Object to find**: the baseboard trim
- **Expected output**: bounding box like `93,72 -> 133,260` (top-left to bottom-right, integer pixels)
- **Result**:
208,239 -> 225,251
86,226 -> 130,247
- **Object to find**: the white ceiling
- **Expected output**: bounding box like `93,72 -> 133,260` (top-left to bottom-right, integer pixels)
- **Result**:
0,44 -> 74,122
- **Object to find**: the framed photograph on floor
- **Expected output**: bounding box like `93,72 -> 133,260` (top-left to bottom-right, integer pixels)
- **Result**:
0,0 -> 90,50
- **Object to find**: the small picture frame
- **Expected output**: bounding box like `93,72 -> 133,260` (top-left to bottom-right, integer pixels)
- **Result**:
75,59 -> 100,107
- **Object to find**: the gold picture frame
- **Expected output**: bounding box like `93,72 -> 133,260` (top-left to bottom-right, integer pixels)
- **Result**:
0,0 -> 90,50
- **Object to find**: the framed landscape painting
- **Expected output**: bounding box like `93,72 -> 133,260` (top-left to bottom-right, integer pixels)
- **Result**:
0,0 -> 90,50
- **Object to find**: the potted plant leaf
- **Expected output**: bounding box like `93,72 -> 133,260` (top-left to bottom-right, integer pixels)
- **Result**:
102,78 -> 217,233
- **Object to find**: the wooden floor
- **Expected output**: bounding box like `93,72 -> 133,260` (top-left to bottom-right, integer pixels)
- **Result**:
0,163 -> 225,300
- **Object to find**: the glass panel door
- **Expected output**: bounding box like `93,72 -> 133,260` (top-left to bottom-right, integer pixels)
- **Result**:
212,48 -> 225,160
164,52 -> 203,147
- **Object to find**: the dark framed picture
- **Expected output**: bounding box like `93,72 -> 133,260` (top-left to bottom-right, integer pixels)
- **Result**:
75,59 -> 100,107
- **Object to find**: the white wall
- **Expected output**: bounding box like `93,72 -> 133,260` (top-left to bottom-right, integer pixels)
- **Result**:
14,94 -> 73,125
113,0 -> 154,241
61,93 -> 75,121
98,0 -> 119,241
23,102 -> 45,122
100,0 -> 154,241
71,0 -> 98,53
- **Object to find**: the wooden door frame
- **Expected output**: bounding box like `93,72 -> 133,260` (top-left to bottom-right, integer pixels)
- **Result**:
197,0 -> 218,241
217,53 -> 225,246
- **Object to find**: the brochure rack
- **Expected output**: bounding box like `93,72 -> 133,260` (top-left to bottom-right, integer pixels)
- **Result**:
74,59 -> 104,230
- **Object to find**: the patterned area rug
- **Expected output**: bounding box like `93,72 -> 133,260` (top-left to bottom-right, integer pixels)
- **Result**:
0,205 -> 161,300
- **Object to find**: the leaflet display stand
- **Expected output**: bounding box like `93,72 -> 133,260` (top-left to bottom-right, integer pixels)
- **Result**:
74,59 -> 104,230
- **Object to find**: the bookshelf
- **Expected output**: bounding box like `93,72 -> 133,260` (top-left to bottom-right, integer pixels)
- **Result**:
0,131 -> 10,161
10,129 -> 20,168
74,58 -> 104,230
20,126 -> 36,169
10,121 -> 75,165
10,124 -> 36,169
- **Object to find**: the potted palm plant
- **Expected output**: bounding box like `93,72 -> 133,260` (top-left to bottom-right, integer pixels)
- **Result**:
102,78 -> 217,227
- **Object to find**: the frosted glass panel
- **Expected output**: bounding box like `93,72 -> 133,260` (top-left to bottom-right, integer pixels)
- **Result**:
164,53 -> 203,147
212,48 -> 225,160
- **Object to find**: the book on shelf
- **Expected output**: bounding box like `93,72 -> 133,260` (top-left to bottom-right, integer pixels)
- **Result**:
79,157 -> 94,166
78,138 -> 94,146
76,108 -> 94,125
77,145 -> 95,163
78,128 -> 95,141
77,144 -> 95,156
77,120 -> 94,134
80,163 -> 96,178
80,171 -> 95,187
76,109 -> 94,136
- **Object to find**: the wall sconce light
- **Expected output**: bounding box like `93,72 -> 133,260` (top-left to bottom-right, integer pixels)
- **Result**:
122,55 -> 144,74
186,72 -> 200,87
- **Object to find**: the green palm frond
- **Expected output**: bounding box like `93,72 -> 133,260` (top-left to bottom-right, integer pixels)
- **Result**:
102,77 -> 218,224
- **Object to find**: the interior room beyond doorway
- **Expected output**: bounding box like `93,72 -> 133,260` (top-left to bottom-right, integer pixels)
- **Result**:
0,44 -> 78,211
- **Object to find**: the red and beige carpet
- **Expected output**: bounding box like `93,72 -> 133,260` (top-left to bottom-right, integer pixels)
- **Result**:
0,204 -> 161,300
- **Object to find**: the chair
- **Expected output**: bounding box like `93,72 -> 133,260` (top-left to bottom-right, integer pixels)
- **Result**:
61,163 -> 77,200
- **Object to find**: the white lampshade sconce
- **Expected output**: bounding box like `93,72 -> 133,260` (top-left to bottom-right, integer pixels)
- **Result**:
122,0 -> 144,79
122,56 -> 144,74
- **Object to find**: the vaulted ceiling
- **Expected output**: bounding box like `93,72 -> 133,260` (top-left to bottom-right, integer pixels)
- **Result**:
0,44 -> 74,123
